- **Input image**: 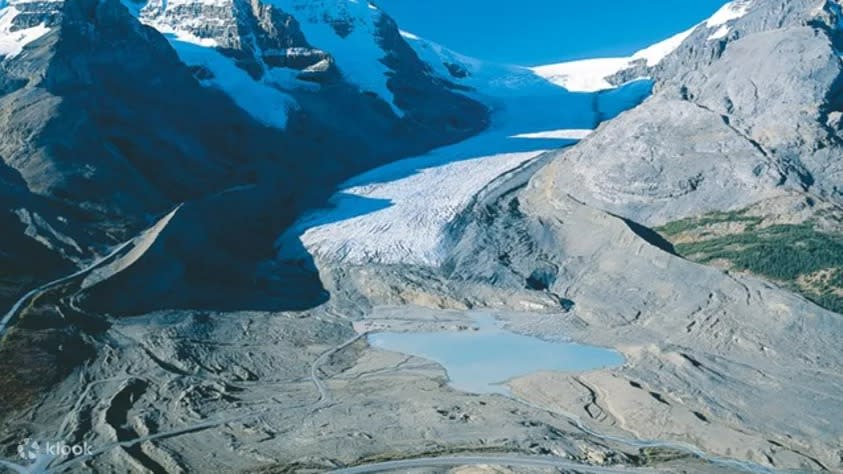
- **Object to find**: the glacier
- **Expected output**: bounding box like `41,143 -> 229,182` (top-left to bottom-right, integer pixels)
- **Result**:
276,43 -> 653,266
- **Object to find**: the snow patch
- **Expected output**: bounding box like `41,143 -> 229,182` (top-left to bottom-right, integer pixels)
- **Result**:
631,26 -> 696,66
398,29 -> 419,40
704,0 -> 751,39
708,25 -> 731,40
706,0 -> 752,28
168,33 -> 296,129
270,0 -> 403,116
132,1 -> 301,128
511,129 -> 593,140
0,5 -> 49,58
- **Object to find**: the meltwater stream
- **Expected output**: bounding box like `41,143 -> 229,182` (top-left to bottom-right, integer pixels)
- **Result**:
367,314 -> 623,394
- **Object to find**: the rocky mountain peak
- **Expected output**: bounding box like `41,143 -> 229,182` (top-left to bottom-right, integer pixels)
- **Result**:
273,0 -> 378,37
527,0 -> 843,227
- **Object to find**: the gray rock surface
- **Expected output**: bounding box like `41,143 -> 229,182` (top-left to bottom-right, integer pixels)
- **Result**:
1,308 -> 731,473
553,0 -> 843,225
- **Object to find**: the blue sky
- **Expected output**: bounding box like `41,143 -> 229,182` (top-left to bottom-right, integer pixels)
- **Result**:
379,0 -> 729,65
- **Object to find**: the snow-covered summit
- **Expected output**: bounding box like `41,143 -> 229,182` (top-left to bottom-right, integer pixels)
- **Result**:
129,0 -> 419,125
532,0 -> 754,92
706,0 -> 753,39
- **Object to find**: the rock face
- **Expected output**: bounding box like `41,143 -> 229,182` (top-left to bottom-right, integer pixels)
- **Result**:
539,0 -> 843,226
131,0 -> 487,144
2,0 -> 292,212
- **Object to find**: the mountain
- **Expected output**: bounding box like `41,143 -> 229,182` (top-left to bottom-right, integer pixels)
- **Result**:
127,0 -> 488,135
0,0 -> 490,432
533,0 -> 843,225
522,0 -> 843,315
2,1 -> 843,473
0,0 -> 488,312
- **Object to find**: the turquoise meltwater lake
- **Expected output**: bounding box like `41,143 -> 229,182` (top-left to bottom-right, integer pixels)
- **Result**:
367,314 -> 624,394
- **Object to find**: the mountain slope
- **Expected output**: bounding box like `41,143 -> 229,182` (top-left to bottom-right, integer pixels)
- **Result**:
530,0 -> 843,225
0,0 -> 489,313
521,0 -> 843,316
129,0 -> 487,137
0,0 -> 304,307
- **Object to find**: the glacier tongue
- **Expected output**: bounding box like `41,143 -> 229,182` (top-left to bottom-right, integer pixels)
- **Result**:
277,72 -> 651,266
278,138 -> 551,266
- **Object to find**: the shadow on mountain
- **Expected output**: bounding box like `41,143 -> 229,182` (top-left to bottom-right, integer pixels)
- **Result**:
76,185 -> 329,315
620,218 -> 677,256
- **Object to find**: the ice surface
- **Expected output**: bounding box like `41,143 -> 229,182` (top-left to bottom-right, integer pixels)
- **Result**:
276,54 -> 650,266
532,57 -> 634,93
531,26 -> 694,92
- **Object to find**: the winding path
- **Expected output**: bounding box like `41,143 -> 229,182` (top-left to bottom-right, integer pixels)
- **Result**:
329,455 -> 661,474
0,240 -> 133,339
310,332 -> 367,411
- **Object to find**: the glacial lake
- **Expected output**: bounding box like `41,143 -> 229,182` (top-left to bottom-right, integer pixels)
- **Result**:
367,314 -> 623,394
